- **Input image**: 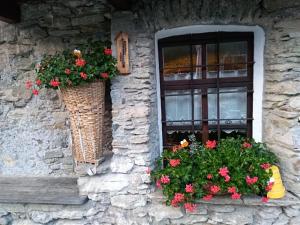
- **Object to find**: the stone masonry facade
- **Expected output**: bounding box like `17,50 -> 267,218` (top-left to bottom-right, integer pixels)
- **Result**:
0,0 -> 112,176
0,0 -> 300,224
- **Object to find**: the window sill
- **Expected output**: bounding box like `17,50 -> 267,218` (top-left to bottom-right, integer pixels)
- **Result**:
0,176 -> 88,205
149,191 -> 300,207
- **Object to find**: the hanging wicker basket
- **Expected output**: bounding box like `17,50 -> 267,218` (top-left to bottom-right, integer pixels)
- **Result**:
60,80 -> 105,164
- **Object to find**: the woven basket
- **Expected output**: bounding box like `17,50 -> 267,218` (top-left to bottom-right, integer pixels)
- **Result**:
61,80 -> 105,164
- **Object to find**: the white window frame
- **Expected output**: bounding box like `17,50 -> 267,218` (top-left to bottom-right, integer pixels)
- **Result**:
155,25 -> 265,154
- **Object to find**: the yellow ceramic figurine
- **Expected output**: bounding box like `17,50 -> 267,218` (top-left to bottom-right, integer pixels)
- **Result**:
267,165 -> 285,199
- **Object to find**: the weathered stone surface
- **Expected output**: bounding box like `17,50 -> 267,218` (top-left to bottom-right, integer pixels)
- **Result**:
110,156 -> 134,173
210,207 -> 254,225
148,203 -> 184,222
78,174 -> 129,194
111,194 -> 147,209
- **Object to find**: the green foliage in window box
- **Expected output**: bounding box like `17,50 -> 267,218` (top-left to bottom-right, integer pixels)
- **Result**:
25,40 -> 117,94
150,136 -> 278,212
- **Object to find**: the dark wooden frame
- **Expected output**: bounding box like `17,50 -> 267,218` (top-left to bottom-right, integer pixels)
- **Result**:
158,32 -> 254,147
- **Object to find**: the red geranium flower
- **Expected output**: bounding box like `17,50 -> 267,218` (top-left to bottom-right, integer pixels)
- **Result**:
156,180 -> 162,189
184,203 -> 197,213
65,68 -> 71,75
50,79 -> 60,87
210,185 -> 220,194
32,89 -> 39,96
35,79 -> 42,86
185,184 -> 194,193
207,174 -> 213,179
169,159 -> 180,167
101,72 -> 109,79
231,192 -> 241,200
228,186 -> 236,194
224,175 -> 231,182
243,142 -> 252,148
265,183 -> 274,191
218,167 -> 229,177
160,175 -> 170,184
174,193 -> 185,202
205,140 -> 217,149
80,72 -> 87,80
246,176 -> 258,185
203,194 -> 213,201
260,163 -> 271,170
262,196 -> 269,203
104,48 -> 112,55
75,58 -> 86,67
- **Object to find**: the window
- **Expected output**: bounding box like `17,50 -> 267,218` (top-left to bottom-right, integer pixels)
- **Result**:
158,32 -> 254,148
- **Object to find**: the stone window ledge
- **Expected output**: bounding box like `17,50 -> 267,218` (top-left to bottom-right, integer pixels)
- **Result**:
149,191 -> 300,207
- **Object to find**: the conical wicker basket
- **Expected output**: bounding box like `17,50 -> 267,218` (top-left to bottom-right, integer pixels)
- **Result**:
61,80 -> 105,164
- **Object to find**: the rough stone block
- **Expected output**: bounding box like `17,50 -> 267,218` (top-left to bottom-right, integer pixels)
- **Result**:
111,194 -> 147,209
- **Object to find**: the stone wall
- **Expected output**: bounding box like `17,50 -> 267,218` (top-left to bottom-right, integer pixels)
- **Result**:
0,0 -> 300,225
0,0 -> 112,176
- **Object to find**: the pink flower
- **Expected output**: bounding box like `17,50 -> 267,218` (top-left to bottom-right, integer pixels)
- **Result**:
169,159 -> 180,167
205,140 -> 217,149
174,193 -> 185,203
184,203 -> 197,213
80,72 -> 87,80
207,174 -> 213,179
171,199 -> 179,207
146,167 -> 151,174
160,175 -> 170,184
32,89 -> 39,96
262,196 -> 269,203
224,175 -> 231,182
231,192 -> 241,200
218,167 -> 229,177
260,163 -> 271,170
50,79 -> 60,87
246,176 -> 258,185
243,142 -> 252,148
156,180 -> 162,189
185,184 -> 194,193
35,79 -> 42,86
25,81 -> 33,89
75,58 -> 86,67
101,72 -> 109,79
202,194 -> 213,201
104,48 -> 112,55
65,68 -> 71,75
265,183 -> 273,192
228,186 -> 236,194
210,185 -> 220,194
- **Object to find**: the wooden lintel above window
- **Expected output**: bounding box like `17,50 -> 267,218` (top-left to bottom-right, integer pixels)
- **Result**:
0,1 -> 21,23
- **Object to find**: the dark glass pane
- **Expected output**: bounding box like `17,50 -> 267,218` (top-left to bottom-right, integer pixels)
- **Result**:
219,41 -> 247,77
163,46 -> 191,80
206,44 -> 218,78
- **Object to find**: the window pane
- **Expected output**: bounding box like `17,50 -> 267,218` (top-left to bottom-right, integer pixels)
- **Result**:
206,44 -> 218,78
163,46 -> 191,80
208,87 -> 247,125
219,41 -> 247,77
192,45 -> 202,79
165,90 -> 202,126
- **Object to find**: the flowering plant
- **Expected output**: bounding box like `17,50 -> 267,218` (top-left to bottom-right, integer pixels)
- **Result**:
26,41 -> 117,95
150,136 -> 278,212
